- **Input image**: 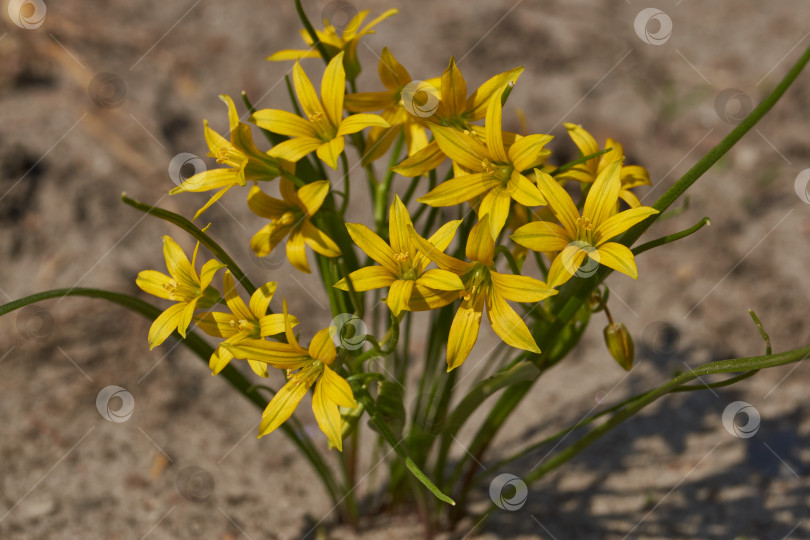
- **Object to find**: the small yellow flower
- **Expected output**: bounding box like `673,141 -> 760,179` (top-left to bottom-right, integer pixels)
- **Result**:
195,271 -> 298,377
267,8 -> 398,80
251,52 -> 389,170
170,94 -> 285,220
136,236 -> 225,349
417,92 -> 553,238
557,123 -> 651,207
248,178 -> 340,274
410,214 -> 557,371
511,163 -> 659,288
344,47 -> 437,165
334,195 -> 464,316
223,301 -> 358,451
393,59 -> 524,177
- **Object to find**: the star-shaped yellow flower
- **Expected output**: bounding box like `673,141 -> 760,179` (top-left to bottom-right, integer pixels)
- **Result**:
393,59 -> 524,177
194,271 -> 298,377
247,178 -> 340,274
170,94 -> 285,220
223,301 -> 358,451
334,195 -> 464,316
556,123 -> 651,207
344,47 -> 436,165
251,52 -> 389,170
267,8 -> 398,80
511,163 -> 659,288
410,214 -> 557,371
136,236 -> 225,349
417,92 -> 553,238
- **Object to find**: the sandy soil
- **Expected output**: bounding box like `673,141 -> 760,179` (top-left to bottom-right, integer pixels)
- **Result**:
1,0 -> 809,538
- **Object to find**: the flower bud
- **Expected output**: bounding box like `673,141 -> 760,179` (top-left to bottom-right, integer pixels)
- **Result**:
604,322 -> 634,371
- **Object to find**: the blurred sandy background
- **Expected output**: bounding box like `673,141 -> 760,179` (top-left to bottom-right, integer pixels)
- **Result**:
1,0 -> 809,538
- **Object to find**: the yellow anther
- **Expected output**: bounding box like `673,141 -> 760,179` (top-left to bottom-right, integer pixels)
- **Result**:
394,252 -> 410,262
577,216 -> 593,231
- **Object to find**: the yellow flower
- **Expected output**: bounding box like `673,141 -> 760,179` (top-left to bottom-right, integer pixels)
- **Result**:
195,271 -> 297,377
251,52 -> 389,170
170,95 -> 285,220
344,47 -> 437,165
136,236 -> 225,349
557,123 -> 651,207
248,178 -> 340,274
417,92 -> 553,238
393,59 -> 524,177
510,163 -> 659,288
410,214 -> 557,371
334,195 -> 464,316
223,301 -> 358,450
267,8 -> 398,80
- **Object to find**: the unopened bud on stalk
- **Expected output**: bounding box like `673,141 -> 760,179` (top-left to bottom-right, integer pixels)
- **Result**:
604,322 -> 634,371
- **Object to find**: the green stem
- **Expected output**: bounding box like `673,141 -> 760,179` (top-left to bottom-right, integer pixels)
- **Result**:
632,217 -> 710,256
294,0 -> 330,62
374,133 -> 405,235
121,194 -> 257,297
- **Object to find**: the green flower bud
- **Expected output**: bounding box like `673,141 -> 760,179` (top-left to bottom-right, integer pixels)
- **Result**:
604,322 -> 634,371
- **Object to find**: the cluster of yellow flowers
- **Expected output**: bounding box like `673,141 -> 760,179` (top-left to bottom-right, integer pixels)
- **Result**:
137,8 -> 658,450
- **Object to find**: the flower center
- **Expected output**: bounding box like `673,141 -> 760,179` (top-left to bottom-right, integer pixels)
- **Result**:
277,210 -> 299,227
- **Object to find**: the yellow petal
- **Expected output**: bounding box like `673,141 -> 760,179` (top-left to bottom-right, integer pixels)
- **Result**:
465,215 -> 496,265
534,169 -> 581,237
316,136 -> 344,170
259,376 -> 312,438
321,52 -> 346,128
486,289 -> 540,353
415,268 -> 464,291
564,123 -> 599,166
293,61 -> 326,122
249,281 -> 277,318
345,91 -> 394,112
620,165 -> 651,188
259,313 -> 296,336
508,134 -> 553,172
251,109 -> 318,139
594,206 -> 658,246
386,279 -> 414,316
250,222 -> 289,258
346,223 -> 399,273
447,293 -> 485,371
312,376 -> 344,450
223,338 -> 310,368
194,311 -> 240,339
178,297 -> 198,339
595,242 -> 639,279
618,189 -> 642,208
507,170 -> 546,207
309,328 -> 337,364
267,49 -> 321,61
478,187 -> 511,239
148,302 -> 186,349
418,173 -> 501,207
320,365 -> 357,407
222,271 -> 253,321
282,299 -> 299,348
247,359 -> 269,378
485,92 -> 508,163
286,230 -> 311,273
162,236 -> 195,287
210,344 -> 234,375
136,270 -> 175,300
337,114 -> 390,136
301,221 -> 341,257
361,123 -> 401,165
169,168 -> 239,194
465,66 -> 523,121
583,160 -> 622,227
388,194 -> 413,256
430,124 -> 489,172
269,136 -> 324,163
247,185 -> 287,219
490,272 -> 557,303
378,47 -> 411,90
547,245 -> 588,288
334,266 -> 396,291
393,141 -> 445,177
409,224 -> 472,275
407,285 -> 460,311
510,220 -> 571,253
297,180 -> 330,216
199,259 -> 225,291
440,58 -> 467,117
357,7 -> 398,36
